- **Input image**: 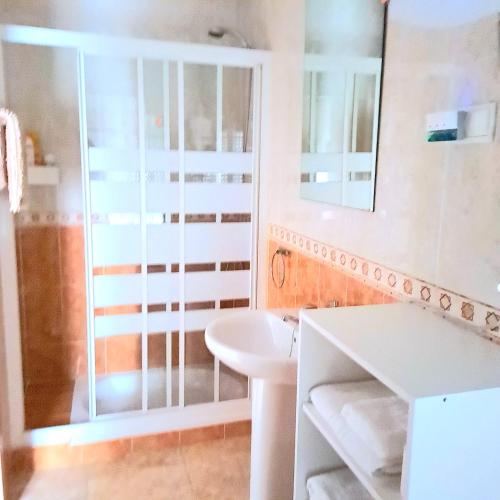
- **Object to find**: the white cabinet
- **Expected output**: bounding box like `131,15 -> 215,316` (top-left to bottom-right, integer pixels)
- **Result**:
294,303 -> 500,500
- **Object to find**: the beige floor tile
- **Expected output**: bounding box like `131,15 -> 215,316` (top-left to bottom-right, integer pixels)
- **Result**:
87,464 -> 194,500
181,439 -> 249,500
11,468 -> 88,500
9,437 -> 250,500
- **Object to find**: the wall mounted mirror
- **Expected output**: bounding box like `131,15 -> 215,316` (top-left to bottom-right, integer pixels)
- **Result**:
301,0 -> 386,211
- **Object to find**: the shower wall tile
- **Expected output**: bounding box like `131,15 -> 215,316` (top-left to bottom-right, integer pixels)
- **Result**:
15,224 -> 87,388
147,334 -> 166,369
185,331 -> 214,365
105,335 -> 142,373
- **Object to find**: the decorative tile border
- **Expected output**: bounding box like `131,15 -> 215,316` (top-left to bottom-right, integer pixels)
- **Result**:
15,211 -> 84,227
269,224 -> 500,340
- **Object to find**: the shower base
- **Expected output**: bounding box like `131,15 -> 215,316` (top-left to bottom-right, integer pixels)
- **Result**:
70,364 -> 248,423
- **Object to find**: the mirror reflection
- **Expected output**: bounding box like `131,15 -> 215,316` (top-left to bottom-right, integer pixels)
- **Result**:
301,0 -> 386,210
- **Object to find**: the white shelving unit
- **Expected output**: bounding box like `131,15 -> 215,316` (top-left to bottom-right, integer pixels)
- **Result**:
294,303 -> 500,500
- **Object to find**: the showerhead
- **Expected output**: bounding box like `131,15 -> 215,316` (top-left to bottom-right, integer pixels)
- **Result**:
208,26 -> 251,49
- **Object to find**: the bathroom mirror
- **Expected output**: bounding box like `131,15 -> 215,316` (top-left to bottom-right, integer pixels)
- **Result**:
301,0 -> 386,211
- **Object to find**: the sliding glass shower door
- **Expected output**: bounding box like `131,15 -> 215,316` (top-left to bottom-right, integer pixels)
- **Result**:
80,53 -> 256,420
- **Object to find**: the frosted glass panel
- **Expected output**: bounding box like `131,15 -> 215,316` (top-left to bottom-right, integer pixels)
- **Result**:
184,64 -> 217,151
185,331 -> 214,406
220,363 -> 248,402
223,67 -> 253,153
143,60 -> 178,150
85,55 -> 138,149
95,335 -> 142,416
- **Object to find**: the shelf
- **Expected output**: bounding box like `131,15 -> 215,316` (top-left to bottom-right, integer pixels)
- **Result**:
302,402 -> 401,500
301,303 -> 500,402
27,166 -> 59,186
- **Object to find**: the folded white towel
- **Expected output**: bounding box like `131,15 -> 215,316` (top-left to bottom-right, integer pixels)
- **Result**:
310,380 -> 393,431
341,395 -> 408,463
310,381 -> 404,476
307,468 -> 372,500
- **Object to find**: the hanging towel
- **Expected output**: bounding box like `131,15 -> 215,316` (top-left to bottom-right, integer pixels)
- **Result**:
341,395 -> 408,463
0,108 -> 23,213
307,468 -> 372,500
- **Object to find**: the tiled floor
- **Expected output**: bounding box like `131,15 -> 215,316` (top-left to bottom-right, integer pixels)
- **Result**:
9,436 -> 250,500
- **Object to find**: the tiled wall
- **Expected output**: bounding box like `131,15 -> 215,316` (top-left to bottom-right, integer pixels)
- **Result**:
268,225 -> 500,339
15,224 -> 218,382
15,224 -> 87,387
267,239 -> 397,310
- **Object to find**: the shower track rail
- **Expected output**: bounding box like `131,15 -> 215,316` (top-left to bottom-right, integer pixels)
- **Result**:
0,23 -> 270,448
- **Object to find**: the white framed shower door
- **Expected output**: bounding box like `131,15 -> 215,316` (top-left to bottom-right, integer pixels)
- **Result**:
0,24 -> 270,447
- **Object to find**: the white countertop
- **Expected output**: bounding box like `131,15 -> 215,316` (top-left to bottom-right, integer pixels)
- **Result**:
301,303 -> 500,402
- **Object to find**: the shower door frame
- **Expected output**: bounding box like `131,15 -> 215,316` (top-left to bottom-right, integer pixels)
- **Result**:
0,24 -> 269,448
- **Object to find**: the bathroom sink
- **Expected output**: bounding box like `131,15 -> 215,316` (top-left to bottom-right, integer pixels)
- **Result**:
206,309 -> 299,500
205,310 -> 297,385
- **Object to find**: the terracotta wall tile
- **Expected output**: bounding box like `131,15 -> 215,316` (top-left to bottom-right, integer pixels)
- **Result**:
106,335 -> 142,373
24,381 -> 75,429
59,226 -> 85,289
17,225 -> 88,392
60,284 -> 87,341
267,240 -> 392,311
185,331 -> 213,365
383,293 -> 399,304
24,340 -> 86,385
295,253 -> 320,307
148,334 -> 166,369
346,277 -> 385,307
318,263 -> 347,307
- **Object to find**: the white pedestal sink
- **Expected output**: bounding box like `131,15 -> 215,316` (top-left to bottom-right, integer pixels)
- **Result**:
205,310 -> 298,500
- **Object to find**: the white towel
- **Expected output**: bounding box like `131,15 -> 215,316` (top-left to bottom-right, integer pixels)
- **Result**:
310,381 -> 404,476
307,468 -> 372,500
0,108 -> 23,213
310,380 -> 393,431
341,395 -> 408,463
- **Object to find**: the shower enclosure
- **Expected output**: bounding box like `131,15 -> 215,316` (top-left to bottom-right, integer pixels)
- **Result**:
1,24 -> 267,443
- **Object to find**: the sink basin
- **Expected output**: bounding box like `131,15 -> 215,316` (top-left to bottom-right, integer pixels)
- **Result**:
205,309 -> 299,500
205,310 -> 297,385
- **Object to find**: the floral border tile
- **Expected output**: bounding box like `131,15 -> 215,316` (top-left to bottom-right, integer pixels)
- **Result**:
15,211 -> 83,227
269,223 -> 500,339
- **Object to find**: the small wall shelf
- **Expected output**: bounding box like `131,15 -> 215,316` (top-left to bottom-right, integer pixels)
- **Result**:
294,303 -> 500,500
27,166 -> 59,186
